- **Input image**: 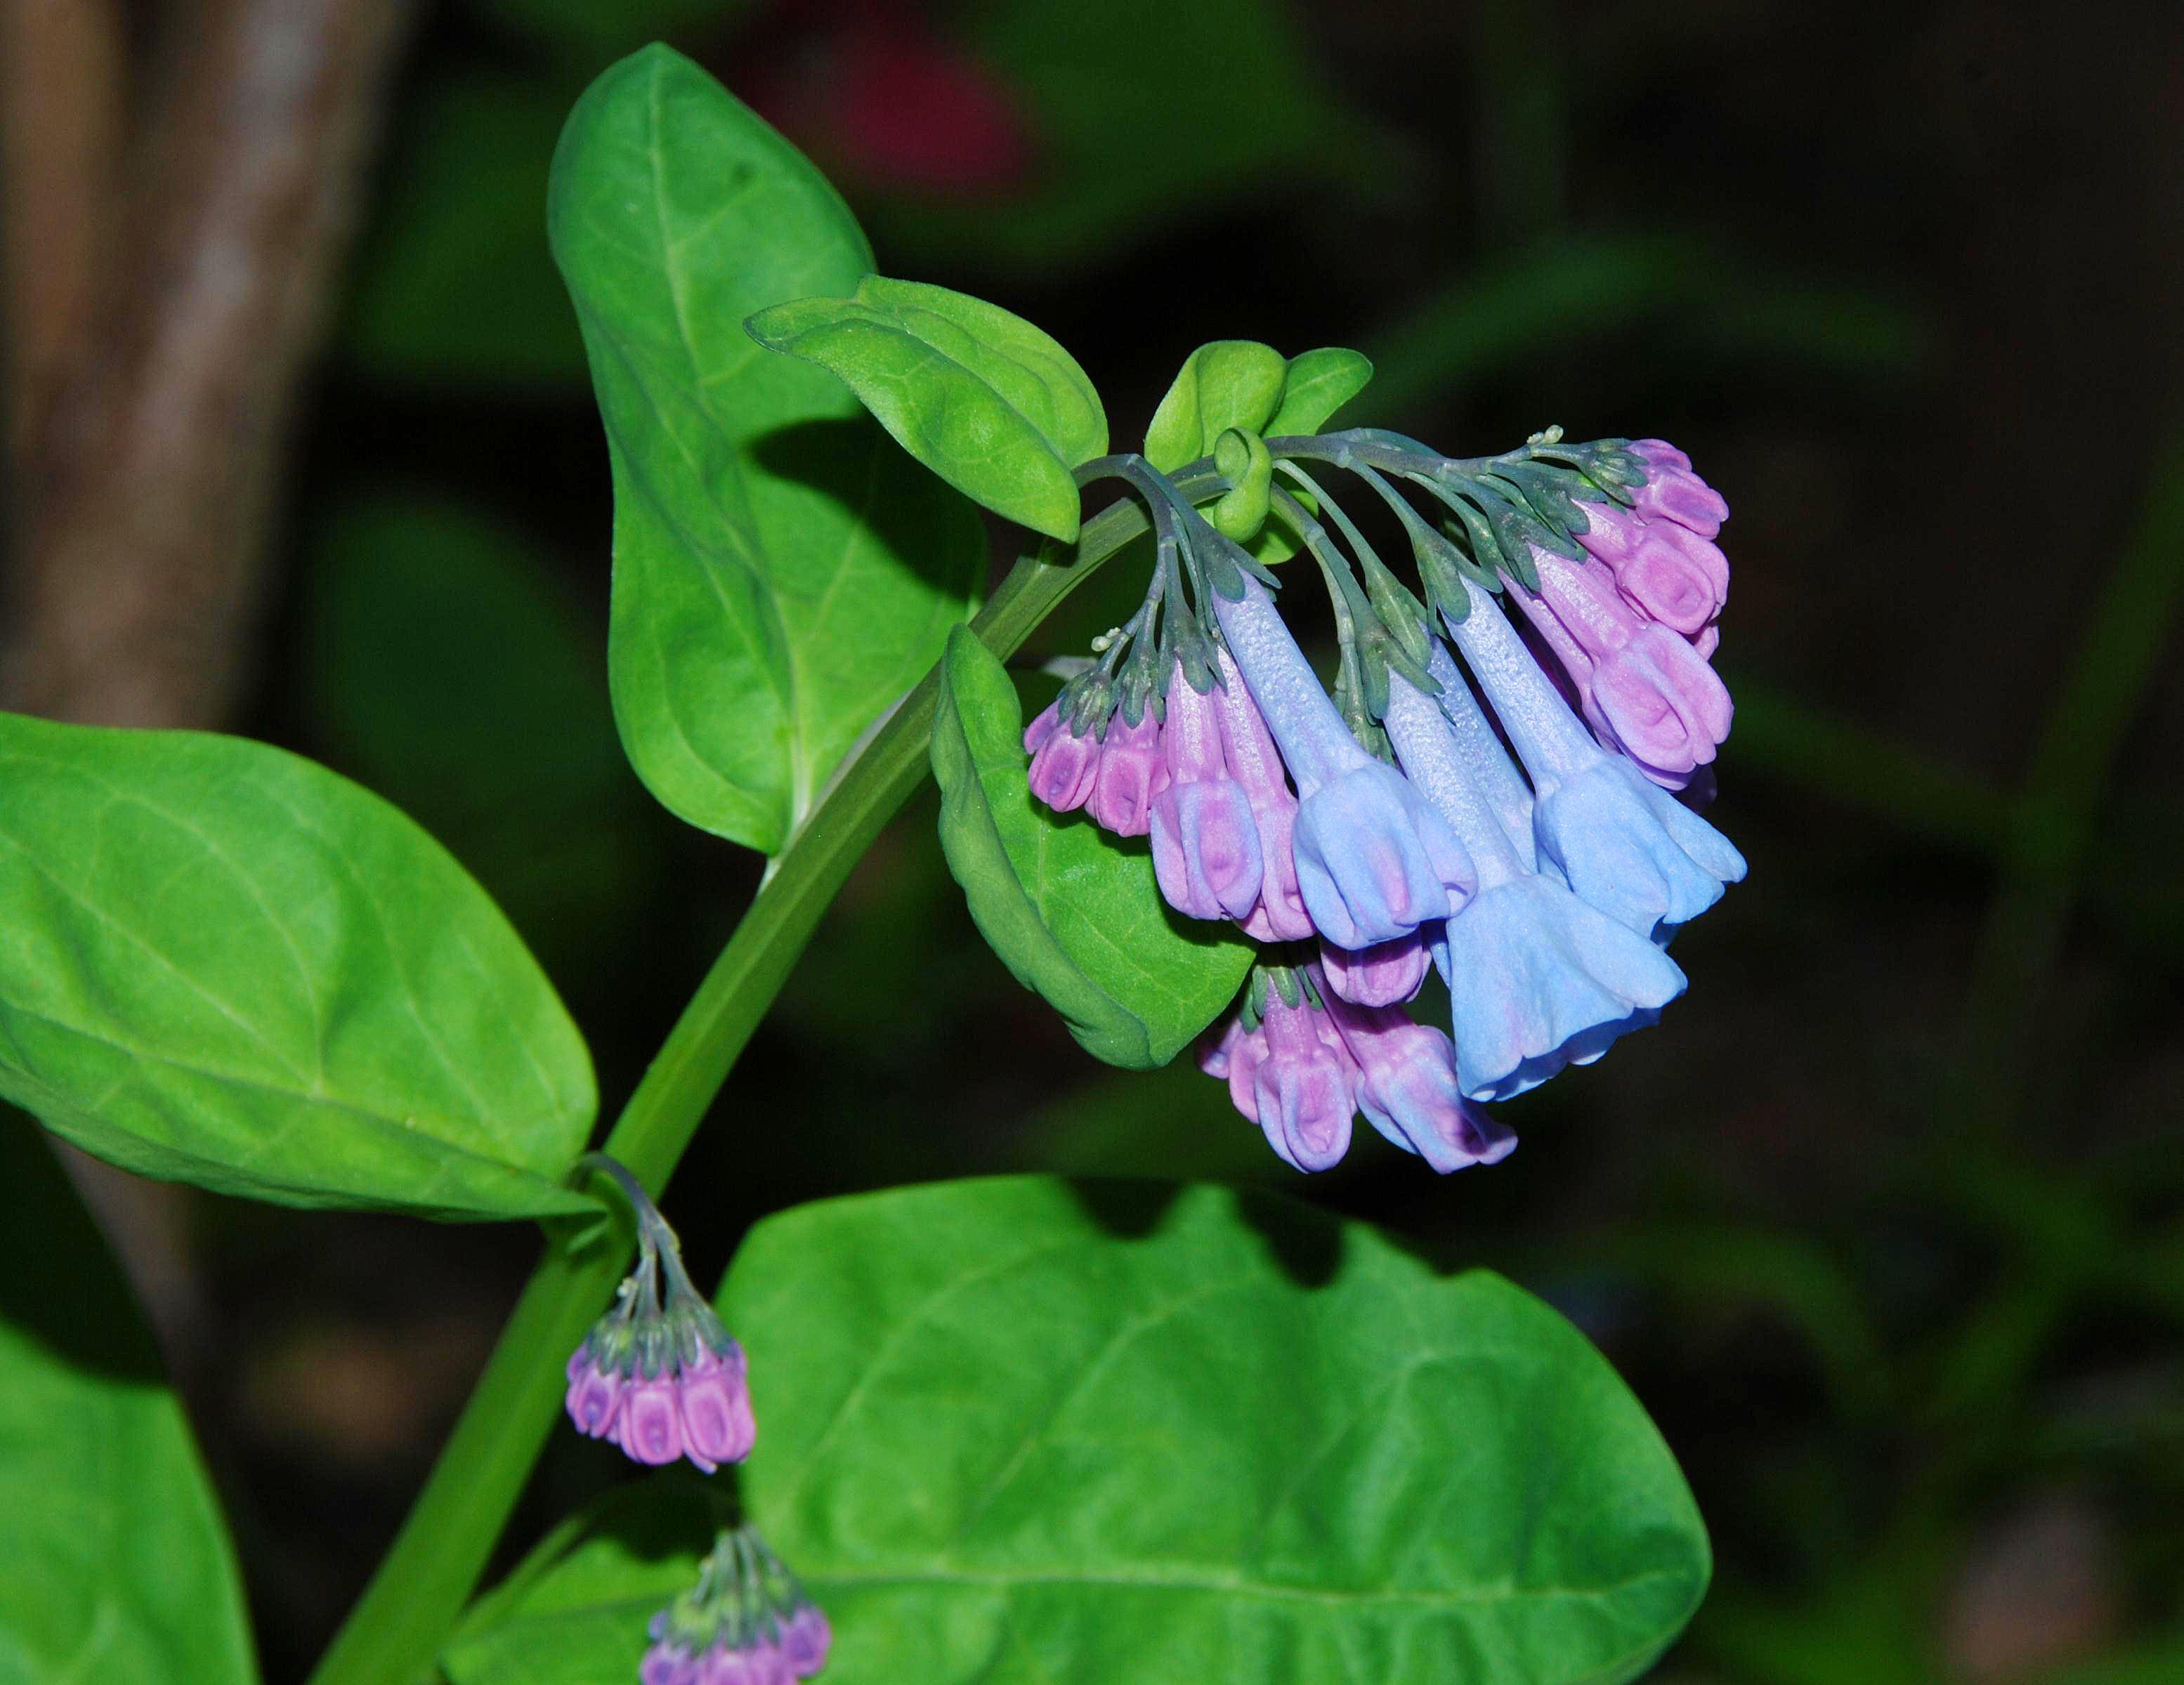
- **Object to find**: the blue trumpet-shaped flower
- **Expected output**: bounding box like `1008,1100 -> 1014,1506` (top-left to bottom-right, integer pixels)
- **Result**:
1384,667 -> 1685,1101
1212,577 -> 1473,947
1444,594 -> 1744,943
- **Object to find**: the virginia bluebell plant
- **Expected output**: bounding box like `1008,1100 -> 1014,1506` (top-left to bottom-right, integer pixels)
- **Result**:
0,48 -> 1727,1685
1024,428 -> 1745,1171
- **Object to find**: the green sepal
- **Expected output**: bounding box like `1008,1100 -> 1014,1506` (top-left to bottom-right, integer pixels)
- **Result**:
1484,459 -> 1586,558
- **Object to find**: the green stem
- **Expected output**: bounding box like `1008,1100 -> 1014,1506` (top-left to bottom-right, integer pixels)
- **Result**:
306,480 -> 1207,1685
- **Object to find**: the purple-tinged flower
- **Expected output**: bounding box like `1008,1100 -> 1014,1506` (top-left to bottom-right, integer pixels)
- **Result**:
1024,703 -> 1100,811
1514,549 -> 1732,786
1319,930 -> 1432,1007
1201,978 -> 1360,1172
1628,438 -> 1729,537
565,1345 -> 624,1438
1211,576 -> 1474,946
641,1639 -> 700,1685
1444,589 -> 1744,943
1315,979 -> 1516,1172
1384,664 -> 1687,1101
677,1346 -> 758,1471
779,1605 -> 833,1678
1251,990 -> 1359,1172
1210,648 -> 1315,940
566,1156 -> 757,1476
645,1527 -> 830,1685
1149,661 -> 1264,921
617,1373 -> 688,1466
1085,707 -> 1163,836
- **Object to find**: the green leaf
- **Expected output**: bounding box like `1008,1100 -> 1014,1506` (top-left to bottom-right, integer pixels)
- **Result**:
0,1123 -> 259,1682
930,629 -> 1251,1069
749,275 -> 1107,541
1266,346 -> 1374,436
1143,340 -> 1288,472
0,713 -> 597,1217
447,1178 -> 1712,1685
549,46 -> 984,853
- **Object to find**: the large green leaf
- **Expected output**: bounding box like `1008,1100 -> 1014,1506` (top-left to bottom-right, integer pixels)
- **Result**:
931,629 -> 1251,1070
549,46 -> 983,854
0,1124 -> 258,1683
0,713 -> 596,1217
445,1177 -> 1711,1684
748,276 -> 1107,541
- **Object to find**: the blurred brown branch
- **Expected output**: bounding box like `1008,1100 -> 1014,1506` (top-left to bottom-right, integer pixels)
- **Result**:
2,0 -> 415,728
1,0 -> 416,1369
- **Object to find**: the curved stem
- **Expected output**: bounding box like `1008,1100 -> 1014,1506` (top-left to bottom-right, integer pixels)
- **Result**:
306,473 -> 1215,1685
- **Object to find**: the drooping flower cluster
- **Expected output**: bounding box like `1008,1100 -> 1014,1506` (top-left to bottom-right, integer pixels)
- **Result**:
1031,428 -> 1746,1168
641,1526 -> 831,1685
564,1156 -> 757,1474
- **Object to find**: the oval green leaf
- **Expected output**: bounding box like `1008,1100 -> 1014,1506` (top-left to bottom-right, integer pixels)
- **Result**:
0,1123 -> 259,1682
0,713 -> 596,1217
1143,339 -> 1289,473
1266,345 -> 1374,437
550,47 -> 984,853
445,1177 -> 1711,1685
931,629 -> 1251,1070
748,276 -> 1107,542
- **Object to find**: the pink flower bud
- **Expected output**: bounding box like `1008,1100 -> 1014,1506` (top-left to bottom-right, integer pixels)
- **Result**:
678,1350 -> 757,1473
1085,708 -> 1162,836
780,1605 -> 832,1678
1149,664 -> 1264,919
563,1353 -> 622,1438
1629,438 -> 1729,537
617,1375 -> 686,1465
1212,648 -> 1314,940
1021,698 -> 1064,755
1026,717 -> 1100,811
1319,931 -> 1432,1008
1253,995 -> 1359,1172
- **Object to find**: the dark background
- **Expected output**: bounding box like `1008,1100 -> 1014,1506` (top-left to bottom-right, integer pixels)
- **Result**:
5,1 -> 2181,1680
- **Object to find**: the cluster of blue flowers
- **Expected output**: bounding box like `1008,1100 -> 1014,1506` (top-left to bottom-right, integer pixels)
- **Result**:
1028,430 -> 1745,1172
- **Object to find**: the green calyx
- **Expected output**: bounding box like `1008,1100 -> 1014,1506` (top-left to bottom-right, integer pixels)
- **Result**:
655,1527 -> 814,1658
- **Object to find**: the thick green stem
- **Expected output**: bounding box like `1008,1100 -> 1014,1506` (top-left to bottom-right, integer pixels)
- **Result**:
306,480 -> 1200,1685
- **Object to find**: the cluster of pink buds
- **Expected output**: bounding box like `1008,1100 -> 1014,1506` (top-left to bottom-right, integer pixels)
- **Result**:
563,1156 -> 757,1474
641,1526 -> 831,1685
1506,439 -> 1732,788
